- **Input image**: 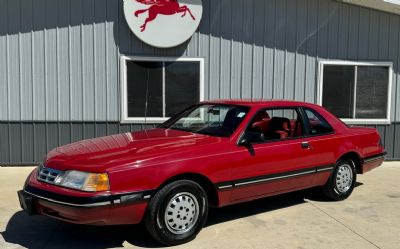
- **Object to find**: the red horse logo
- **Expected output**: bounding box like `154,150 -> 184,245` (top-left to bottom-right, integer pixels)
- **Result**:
134,0 -> 196,32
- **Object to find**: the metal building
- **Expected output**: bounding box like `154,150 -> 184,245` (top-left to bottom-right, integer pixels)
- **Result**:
1,0 -> 399,165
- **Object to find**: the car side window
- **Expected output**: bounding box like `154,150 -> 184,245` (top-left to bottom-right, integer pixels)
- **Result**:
244,108 -> 304,143
304,108 -> 333,135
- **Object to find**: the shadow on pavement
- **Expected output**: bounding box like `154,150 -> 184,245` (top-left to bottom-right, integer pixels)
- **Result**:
1,183 -> 363,249
1,212 -> 160,249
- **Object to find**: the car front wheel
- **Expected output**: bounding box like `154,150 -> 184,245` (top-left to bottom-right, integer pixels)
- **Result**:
144,180 -> 208,246
323,159 -> 357,201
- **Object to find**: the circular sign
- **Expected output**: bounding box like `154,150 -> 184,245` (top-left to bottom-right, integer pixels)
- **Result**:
123,0 -> 203,48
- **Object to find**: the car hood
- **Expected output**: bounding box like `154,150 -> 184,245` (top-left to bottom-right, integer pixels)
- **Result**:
45,129 -> 223,172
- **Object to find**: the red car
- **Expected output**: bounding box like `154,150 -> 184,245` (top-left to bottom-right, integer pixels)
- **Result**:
18,100 -> 385,245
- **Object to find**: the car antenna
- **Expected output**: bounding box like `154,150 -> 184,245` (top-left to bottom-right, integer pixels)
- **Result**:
144,68 -> 150,135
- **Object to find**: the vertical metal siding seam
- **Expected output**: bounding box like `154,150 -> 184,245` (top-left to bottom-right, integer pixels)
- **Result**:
44,2 -> 48,121
105,0 -> 109,121
32,123 -> 36,162
283,0 -> 287,100
20,122 -> 24,162
356,6 -> 360,60
327,1 -> 332,59
6,122 -> 10,162
366,9 -> 371,59
6,0 -> 10,121
272,0 -> 277,99
303,0 -> 309,102
56,3 -> 60,121
292,0 -> 297,101
68,0 -> 72,122
218,1 -> 222,100
94,122 -> 97,138
271,0 -> 277,99
376,12 -> 381,59
393,123 -> 397,156
336,3 -> 341,58
261,0 -> 266,99
45,122 -> 49,154
31,0 -> 35,121
70,122 -> 73,144
117,0 -> 121,123
93,0 -> 97,121
197,6 -> 200,58
251,0 -> 255,100
346,4 -> 351,59
57,122 -> 60,153
326,2 -> 330,59
207,0 -> 211,100
314,0 -> 320,103
18,0 -> 22,121
240,0 -> 244,99
80,0 -> 85,121
68,1 -> 75,120
229,0 -> 233,99
5,1 -> 10,120
293,0 -> 298,101
229,0 -> 235,98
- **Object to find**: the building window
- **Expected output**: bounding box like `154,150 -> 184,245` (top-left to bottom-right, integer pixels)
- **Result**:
318,60 -> 392,125
120,56 -> 204,123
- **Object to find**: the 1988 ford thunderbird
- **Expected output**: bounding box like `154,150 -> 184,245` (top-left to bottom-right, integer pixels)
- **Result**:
18,100 -> 385,245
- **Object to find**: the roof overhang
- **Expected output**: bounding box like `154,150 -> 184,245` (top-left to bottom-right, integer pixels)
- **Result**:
338,0 -> 400,15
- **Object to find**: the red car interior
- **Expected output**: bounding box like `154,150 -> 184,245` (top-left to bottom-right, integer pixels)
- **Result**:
252,115 -> 303,139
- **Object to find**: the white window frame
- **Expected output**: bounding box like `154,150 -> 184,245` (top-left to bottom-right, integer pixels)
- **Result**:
317,60 -> 393,125
120,56 -> 205,124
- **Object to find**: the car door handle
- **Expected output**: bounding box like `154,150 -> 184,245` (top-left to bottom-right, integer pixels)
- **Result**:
301,142 -> 311,149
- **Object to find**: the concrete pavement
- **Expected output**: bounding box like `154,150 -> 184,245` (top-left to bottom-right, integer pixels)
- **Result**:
1,163 -> 399,249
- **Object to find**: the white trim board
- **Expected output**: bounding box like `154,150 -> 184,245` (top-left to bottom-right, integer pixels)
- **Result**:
317,60 -> 393,125
339,0 -> 400,15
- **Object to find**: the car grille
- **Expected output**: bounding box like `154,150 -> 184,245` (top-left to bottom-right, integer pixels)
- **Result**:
37,165 -> 63,184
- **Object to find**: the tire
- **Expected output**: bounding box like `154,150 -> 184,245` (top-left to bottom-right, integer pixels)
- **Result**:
144,180 -> 208,246
322,159 -> 357,201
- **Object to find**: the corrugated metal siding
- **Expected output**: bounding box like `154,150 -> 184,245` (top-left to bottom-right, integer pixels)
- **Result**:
1,0 -> 400,163
0,0 -> 399,122
0,122 -> 157,165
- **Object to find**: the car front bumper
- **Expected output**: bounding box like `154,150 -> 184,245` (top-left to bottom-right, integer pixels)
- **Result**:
18,185 -> 152,225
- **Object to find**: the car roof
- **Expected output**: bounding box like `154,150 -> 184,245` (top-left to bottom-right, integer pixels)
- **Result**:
202,99 -> 322,109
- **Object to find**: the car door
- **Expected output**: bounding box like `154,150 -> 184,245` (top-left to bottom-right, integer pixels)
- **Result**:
225,107 -> 318,202
299,107 -> 338,186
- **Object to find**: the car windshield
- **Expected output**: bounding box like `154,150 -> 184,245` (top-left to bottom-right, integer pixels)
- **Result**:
161,104 -> 250,137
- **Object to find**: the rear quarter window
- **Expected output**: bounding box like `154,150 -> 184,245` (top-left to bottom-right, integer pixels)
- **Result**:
304,108 -> 334,135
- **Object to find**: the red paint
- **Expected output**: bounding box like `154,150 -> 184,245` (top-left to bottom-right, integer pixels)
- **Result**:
134,0 -> 196,32
23,100 -> 385,225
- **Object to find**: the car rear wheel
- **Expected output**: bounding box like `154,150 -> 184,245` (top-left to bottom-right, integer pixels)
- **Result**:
144,180 -> 208,246
322,159 -> 357,201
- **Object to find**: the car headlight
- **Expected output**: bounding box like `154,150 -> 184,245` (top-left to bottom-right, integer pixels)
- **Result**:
54,171 -> 110,192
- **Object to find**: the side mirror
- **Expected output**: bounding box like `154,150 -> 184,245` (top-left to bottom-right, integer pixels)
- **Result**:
238,137 -> 251,147
239,131 -> 265,146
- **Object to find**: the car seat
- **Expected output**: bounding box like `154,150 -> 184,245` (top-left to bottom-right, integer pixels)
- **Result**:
264,117 -> 291,140
251,112 -> 271,134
